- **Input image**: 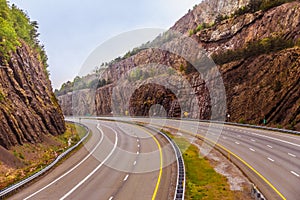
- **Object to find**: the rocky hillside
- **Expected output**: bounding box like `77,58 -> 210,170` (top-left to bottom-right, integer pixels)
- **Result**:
57,0 -> 300,130
0,2 -> 65,149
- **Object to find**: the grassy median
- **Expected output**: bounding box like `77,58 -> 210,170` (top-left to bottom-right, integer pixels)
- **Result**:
164,131 -> 235,200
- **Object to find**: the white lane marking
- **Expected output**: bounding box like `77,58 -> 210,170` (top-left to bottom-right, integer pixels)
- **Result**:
24,124 -> 105,200
268,157 -> 275,162
123,174 -> 129,181
137,139 -> 139,142
288,153 -> 296,157
60,126 -> 118,200
251,139 -> 256,142
222,136 -> 227,139
137,144 -> 140,148
235,142 -> 240,145
109,196 -> 113,200
133,161 -> 137,166
267,145 -> 273,149
291,171 -> 300,177
250,132 -> 300,147
137,151 -> 139,155
249,148 -> 256,152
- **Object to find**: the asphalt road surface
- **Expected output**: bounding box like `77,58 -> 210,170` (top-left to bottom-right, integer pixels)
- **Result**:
10,119 -> 176,200
132,118 -> 300,200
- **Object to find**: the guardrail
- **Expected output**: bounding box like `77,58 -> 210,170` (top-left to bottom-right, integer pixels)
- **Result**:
251,184 -> 266,200
160,131 -> 185,200
183,118 -> 300,135
79,116 -> 300,135
88,117 -> 186,200
145,126 -> 185,200
0,121 -> 90,198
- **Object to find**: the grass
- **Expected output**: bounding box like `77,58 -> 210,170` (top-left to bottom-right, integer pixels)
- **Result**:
0,122 -> 87,189
56,123 -> 86,147
164,131 -> 235,200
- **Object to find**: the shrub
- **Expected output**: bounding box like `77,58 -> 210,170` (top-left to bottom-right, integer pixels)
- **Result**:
0,1 -> 49,70
0,90 -> 5,101
239,118 -> 245,124
212,36 -> 295,65
179,64 -> 185,73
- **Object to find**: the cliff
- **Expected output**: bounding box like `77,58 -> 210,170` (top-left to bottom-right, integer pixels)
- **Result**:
0,42 -> 66,149
57,0 -> 300,130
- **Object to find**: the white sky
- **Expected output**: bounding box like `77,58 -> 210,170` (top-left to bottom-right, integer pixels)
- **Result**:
10,0 -> 201,89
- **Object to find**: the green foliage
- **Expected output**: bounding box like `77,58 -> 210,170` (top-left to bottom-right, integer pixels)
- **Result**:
196,24 -> 204,32
96,79 -> 107,88
0,90 -> 5,101
0,16 -> 19,59
212,36 -> 295,65
54,75 -> 112,96
188,29 -> 195,36
239,118 -> 245,124
179,64 -> 185,73
189,22 -> 215,36
233,0 -> 294,17
164,132 -> 235,200
215,14 -> 230,24
0,0 -> 48,69
296,38 -> 300,47
259,0 -> 294,11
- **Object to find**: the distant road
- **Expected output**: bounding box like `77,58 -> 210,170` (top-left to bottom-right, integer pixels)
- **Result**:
131,118 -> 300,200
10,119 -> 176,200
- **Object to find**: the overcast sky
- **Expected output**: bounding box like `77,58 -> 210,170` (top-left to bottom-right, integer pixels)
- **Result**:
10,0 -> 201,89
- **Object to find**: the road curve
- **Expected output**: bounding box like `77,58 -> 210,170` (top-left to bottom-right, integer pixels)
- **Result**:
9,119 -> 177,200
131,118 -> 300,200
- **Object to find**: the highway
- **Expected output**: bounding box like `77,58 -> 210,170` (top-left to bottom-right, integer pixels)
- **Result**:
131,118 -> 300,200
9,119 -> 177,200
8,117 -> 300,200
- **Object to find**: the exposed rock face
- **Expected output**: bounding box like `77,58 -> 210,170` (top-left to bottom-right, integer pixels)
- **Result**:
171,0 -> 250,34
129,83 -> 181,117
0,43 -> 66,149
197,1 -> 300,53
58,89 -> 96,116
222,47 -> 300,130
57,1 -> 300,130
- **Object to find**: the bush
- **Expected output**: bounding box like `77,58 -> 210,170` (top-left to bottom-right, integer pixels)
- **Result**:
0,1 -> 48,70
212,36 -> 295,65
0,90 -> 5,101
230,0 -> 294,18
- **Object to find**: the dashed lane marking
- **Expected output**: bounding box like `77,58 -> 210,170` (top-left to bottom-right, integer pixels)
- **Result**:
268,157 -> 275,162
291,171 -> 299,177
288,153 -> 296,157
123,174 -> 129,181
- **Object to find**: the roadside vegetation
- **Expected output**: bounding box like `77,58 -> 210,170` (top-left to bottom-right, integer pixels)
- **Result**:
212,36 -> 299,65
0,0 -> 48,70
164,131 -> 237,199
54,74 -> 112,96
189,0 -> 295,36
0,123 -> 86,189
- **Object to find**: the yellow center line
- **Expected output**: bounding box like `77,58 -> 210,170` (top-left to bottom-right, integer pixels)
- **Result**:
143,121 -> 286,200
136,126 -> 163,200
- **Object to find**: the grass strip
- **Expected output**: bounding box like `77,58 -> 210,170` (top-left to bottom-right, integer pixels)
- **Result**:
164,131 -> 235,200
